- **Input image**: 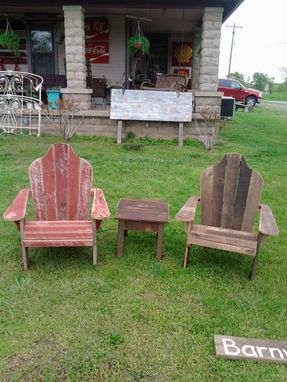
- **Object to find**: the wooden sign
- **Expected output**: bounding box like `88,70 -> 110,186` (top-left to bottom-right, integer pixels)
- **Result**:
110,89 -> 192,122
214,335 -> 287,363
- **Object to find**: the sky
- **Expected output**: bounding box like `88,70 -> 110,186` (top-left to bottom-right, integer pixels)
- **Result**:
219,0 -> 287,83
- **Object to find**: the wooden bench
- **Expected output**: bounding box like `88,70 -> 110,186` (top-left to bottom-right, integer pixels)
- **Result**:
110,89 -> 193,146
235,102 -> 253,112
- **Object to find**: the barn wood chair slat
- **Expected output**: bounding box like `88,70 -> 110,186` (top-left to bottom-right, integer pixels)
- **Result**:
4,143 -> 110,270
176,153 -> 279,280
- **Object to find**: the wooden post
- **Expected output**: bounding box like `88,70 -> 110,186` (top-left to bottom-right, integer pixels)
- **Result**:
117,120 -> 123,144
179,122 -> 184,147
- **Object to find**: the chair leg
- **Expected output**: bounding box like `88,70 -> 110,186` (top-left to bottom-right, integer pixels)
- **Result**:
249,255 -> 258,281
92,220 -> 97,265
249,233 -> 264,280
183,244 -> 191,268
22,246 -> 29,271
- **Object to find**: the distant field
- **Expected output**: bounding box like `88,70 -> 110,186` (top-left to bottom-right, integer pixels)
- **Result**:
263,92 -> 287,101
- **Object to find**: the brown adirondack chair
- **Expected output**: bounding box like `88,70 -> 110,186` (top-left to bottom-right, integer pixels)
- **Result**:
4,143 -> 110,270
176,153 -> 279,280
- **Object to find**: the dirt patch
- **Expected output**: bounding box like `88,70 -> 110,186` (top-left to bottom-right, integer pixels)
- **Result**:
4,339 -> 67,381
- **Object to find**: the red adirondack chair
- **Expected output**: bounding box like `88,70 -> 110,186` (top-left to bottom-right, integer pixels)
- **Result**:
4,143 -> 110,270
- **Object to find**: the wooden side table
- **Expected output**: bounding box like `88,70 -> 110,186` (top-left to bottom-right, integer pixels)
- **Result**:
116,198 -> 169,260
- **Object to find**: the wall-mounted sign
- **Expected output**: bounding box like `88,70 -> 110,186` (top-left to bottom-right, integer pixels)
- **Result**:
174,68 -> 190,78
85,41 -> 109,64
172,42 -> 192,67
85,18 -> 111,41
214,335 -> 287,363
85,17 -> 110,64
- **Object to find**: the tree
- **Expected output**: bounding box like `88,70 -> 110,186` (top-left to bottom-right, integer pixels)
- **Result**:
251,72 -> 274,91
228,72 -> 245,84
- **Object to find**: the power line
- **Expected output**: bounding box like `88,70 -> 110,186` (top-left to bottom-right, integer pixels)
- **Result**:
226,23 -> 243,77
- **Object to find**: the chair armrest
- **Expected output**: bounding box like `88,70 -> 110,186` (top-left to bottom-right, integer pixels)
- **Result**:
176,196 -> 200,223
4,189 -> 31,222
259,204 -> 279,236
91,188 -> 110,220
170,82 -> 186,92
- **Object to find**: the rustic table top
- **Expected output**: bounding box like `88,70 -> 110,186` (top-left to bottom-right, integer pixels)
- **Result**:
116,198 -> 169,223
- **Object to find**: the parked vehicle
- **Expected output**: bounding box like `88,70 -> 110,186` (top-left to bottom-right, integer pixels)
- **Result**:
218,78 -> 262,106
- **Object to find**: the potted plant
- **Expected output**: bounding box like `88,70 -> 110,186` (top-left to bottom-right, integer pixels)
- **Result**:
0,19 -> 20,56
128,22 -> 150,56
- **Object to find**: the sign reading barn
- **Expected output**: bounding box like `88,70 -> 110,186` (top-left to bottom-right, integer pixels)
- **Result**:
214,335 -> 287,363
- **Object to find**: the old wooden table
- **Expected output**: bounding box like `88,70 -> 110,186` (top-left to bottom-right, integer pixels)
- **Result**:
115,198 -> 169,260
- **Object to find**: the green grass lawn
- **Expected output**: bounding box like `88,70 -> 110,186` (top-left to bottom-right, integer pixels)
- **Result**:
0,104 -> 287,381
263,92 -> 287,101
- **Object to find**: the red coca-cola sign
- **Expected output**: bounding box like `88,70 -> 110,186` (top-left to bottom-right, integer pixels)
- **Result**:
85,17 -> 110,64
85,17 -> 111,41
85,41 -> 109,64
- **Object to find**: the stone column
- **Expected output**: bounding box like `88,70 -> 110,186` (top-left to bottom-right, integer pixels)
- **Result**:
191,28 -> 202,90
61,5 -> 92,110
198,7 -> 223,92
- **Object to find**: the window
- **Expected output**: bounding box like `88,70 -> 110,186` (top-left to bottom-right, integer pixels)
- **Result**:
231,81 -> 241,90
30,25 -> 54,75
219,79 -> 231,88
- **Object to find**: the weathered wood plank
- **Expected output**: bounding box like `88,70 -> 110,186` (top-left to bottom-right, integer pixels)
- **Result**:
67,144 -> 81,220
189,224 -> 257,251
259,204 -> 279,236
175,196 -> 200,222
110,89 -> 192,122
221,153 -> 241,228
117,120 -> 122,144
78,159 -> 93,220
211,155 -> 226,227
179,122 -> 184,147
91,188 -> 110,220
232,156 -> 252,230
54,143 -> 69,220
189,236 -> 256,256
4,189 -> 31,221
214,335 -> 287,363
200,166 -> 214,225
242,171 -> 263,231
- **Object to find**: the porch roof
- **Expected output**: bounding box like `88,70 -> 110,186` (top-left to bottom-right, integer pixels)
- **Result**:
3,0 -> 244,22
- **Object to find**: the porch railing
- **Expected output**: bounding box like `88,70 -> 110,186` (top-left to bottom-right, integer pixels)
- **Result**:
0,71 -> 43,136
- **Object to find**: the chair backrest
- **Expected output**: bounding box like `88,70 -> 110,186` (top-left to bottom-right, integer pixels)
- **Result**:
29,144 -> 93,221
200,153 -> 263,231
155,74 -> 187,91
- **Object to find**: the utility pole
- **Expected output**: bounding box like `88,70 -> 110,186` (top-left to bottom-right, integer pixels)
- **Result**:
226,23 -> 243,78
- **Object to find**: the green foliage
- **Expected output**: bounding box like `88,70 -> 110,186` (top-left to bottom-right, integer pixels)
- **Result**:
0,31 -> 20,56
128,35 -> 150,55
229,71 -> 246,85
251,72 -> 275,91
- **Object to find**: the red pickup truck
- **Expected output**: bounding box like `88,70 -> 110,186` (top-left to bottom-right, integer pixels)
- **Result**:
218,78 -> 262,106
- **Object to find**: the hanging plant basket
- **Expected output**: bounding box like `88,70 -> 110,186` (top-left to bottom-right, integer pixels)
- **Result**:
0,19 -> 20,56
128,22 -> 150,55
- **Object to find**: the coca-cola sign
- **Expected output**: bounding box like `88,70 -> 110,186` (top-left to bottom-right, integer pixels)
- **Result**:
85,41 -> 109,64
85,17 -> 110,64
85,17 -> 111,41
